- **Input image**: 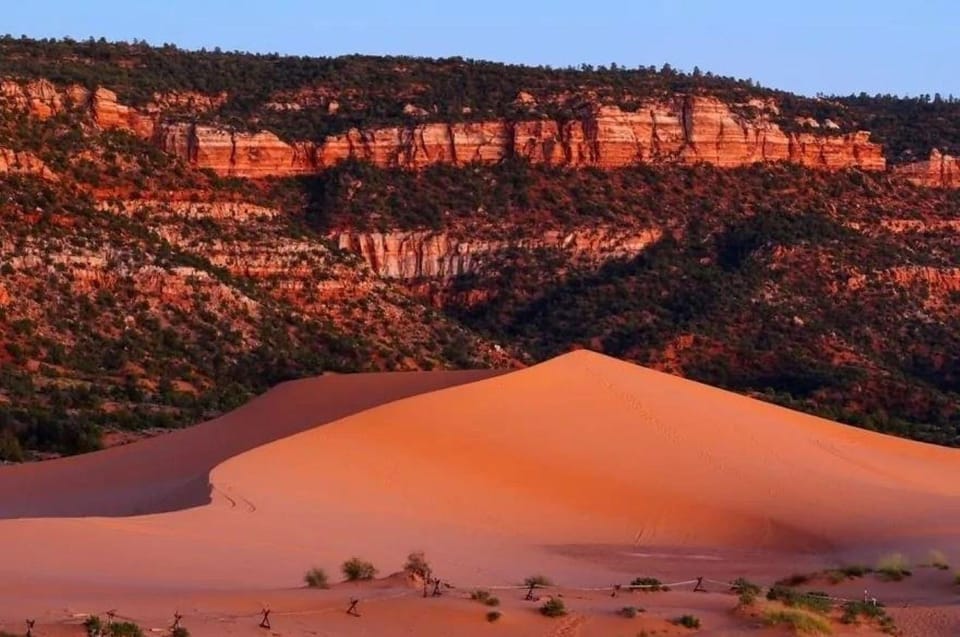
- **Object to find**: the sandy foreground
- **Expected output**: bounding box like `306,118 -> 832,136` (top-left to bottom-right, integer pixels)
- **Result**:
1,351 -> 958,635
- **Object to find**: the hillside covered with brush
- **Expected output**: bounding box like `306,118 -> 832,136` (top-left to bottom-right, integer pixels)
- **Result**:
1,36 -> 959,459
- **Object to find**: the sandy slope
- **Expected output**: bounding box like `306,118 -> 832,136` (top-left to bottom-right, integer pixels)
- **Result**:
0,368 -> 501,517
212,349 -> 960,554
1,351 -> 959,635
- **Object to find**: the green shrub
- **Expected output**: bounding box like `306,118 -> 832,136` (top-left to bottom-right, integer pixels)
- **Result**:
672,614 -> 701,629
875,553 -> 911,581
766,586 -> 832,614
486,610 -> 502,622
777,573 -> 812,587
304,567 -> 330,588
106,622 -> 145,637
403,551 -> 431,579
630,576 -> 668,591
539,597 -> 566,617
731,577 -> 761,605
619,605 -> 641,618
926,549 -> 949,570
841,600 -> 896,633
764,609 -> 832,634
341,557 -> 377,581
825,564 -> 871,583
84,616 -> 103,636
524,574 -> 552,588
171,628 -> 190,637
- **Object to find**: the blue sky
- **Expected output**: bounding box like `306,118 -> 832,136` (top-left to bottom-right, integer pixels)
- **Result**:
4,0 -> 958,97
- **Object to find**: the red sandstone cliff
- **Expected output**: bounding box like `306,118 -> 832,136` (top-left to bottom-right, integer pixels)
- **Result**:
0,78 -> 888,179
894,149 -> 960,188
158,97 -> 885,177
334,228 -> 663,279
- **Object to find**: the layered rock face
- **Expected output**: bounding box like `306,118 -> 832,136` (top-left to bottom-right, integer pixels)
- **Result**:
159,96 -> 885,177
334,229 -> 663,279
895,149 -> 960,188
0,148 -> 56,179
0,78 -> 887,178
156,124 -> 318,178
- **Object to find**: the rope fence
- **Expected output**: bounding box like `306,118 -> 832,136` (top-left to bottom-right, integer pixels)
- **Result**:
17,571 -> 896,634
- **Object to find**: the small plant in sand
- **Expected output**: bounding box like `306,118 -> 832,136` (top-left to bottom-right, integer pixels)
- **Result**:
84,616 -> 104,636
731,577 -> 762,605
524,574 -> 553,588
925,549 -> 950,570
539,597 -> 567,617
875,553 -> 911,581
619,605 -> 642,618
486,610 -> 502,622
672,614 -> 701,629
403,550 -> 431,579
171,628 -> 191,637
304,567 -> 330,589
764,608 -> 832,635
841,600 -> 897,634
83,616 -> 144,637
776,573 -> 813,587
824,564 -> 871,583
471,589 -> 500,606
341,557 -> 378,581
630,576 -> 669,592
766,586 -> 832,614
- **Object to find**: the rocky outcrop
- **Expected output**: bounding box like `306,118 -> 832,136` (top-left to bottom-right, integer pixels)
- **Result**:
848,266 -> 960,297
334,229 -> 663,279
99,199 -> 280,221
894,149 -> 960,188
156,124 -> 317,178
0,148 -> 56,179
0,79 -> 69,118
89,87 -> 156,138
158,96 -> 885,177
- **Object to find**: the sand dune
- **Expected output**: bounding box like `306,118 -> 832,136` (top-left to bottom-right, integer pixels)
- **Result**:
213,350 -> 960,556
0,368 -> 502,517
1,350 -> 959,636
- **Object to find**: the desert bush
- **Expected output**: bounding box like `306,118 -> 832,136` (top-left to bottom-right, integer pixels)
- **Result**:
106,622 -> 144,637
926,549 -> 950,570
524,574 -> 552,587
84,616 -> 103,636
304,567 -> 330,588
777,573 -> 813,587
341,557 -> 377,581
731,577 -> 761,605
171,628 -> 190,637
470,589 -> 500,606
630,576 -> 668,591
764,608 -> 832,635
766,586 -> 832,613
672,614 -> 701,629
486,610 -> 502,622
619,605 -> 641,618
825,564 -> 871,583
875,553 -> 911,581
841,600 -> 896,634
403,551 -> 431,579
539,597 -> 567,617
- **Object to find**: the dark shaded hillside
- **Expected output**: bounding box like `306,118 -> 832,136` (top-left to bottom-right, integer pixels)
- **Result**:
285,160 -> 960,444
